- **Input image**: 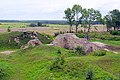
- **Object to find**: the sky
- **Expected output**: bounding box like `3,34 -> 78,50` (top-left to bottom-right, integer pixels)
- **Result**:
0,0 -> 120,20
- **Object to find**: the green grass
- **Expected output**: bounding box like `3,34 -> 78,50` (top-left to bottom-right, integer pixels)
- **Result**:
0,30 -> 120,80
0,45 -> 120,80
47,24 -> 69,28
76,32 -> 120,47
0,32 -> 22,51
0,32 -> 53,51
90,40 -> 120,47
0,22 -> 29,28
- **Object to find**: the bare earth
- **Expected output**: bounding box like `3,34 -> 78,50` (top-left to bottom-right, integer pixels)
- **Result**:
0,51 -> 15,55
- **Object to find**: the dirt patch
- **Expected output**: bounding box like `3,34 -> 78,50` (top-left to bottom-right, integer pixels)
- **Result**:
91,42 -> 107,47
104,45 -> 120,52
0,51 -> 15,55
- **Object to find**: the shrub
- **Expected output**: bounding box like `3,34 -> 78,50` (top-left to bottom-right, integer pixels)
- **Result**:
76,32 -> 120,41
110,30 -> 120,35
54,31 -> 65,37
54,32 -> 59,37
105,76 -> 114,80
86,68 -> 94,80
75,46 -> 86,55
29,23 -> 37,27
93,50 -> 106,56
0,69 -> 5,80
7,27 -> 11,32
57,49 -> 61,54
50,56 -> 65,71
37,22 -> 42,26
76,33 -> 86,38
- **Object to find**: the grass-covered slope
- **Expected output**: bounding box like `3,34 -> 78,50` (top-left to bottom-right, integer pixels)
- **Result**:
0,45 -> 119,80
0,32 -> 53,51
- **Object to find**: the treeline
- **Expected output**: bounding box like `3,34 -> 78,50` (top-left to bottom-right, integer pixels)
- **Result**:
64,4 -> 120,33
0,20 -> 67,25
29,22 -> 47,27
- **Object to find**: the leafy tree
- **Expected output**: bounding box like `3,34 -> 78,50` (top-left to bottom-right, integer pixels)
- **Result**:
109,9 -> 120,30
81,8 -> 102,30
64,8 -> 74,32
104,15 -> 112,31
29,23 -> 37,27
72,4 -> 82,33
7,26 -> 11,32
81,8 -> 102,40
37,22 -> 42,26
87,8 -> 102,32
81,8 -> 89,32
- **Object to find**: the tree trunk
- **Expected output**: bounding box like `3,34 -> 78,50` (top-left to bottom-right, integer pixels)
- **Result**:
84,27 -> 85,33
75,25 -> 78,33
88,24 -> 91,32
114,26 -> 116,31
86,32 -> 90,40
69,24 -> 72,33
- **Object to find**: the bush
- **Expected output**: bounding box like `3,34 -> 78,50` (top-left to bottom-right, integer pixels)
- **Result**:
93,50 -> 106,56
50,56 -> 65,71
54,32 -> 59,37
86,68 -> 94,80
29,23 -> 37,27
7,27 -> 11,32
110,30 -> 120,35
76,33 -> 86,38
54,31 -> 64,37
76,32 -> 120,41
57,49 -> 61,54
75,46 -> 86,55
37,22 -> 42,26
0,69 -> 5,80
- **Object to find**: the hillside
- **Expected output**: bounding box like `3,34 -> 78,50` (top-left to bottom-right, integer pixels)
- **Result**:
0,32 -> 120,80
0,32 -> 53,51
0,44 -> 120,80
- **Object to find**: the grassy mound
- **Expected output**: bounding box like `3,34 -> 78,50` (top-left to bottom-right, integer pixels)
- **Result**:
0,45 -> 119,80
0,32 -> 53,51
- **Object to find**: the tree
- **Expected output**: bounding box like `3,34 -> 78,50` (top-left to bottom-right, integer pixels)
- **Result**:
37,22 -> 42,26
64,8 -> 74,32
109,9 -> 120,30
87,8 -> 102,32
81,8 -> 89,32
29,23 -> 37,27
81,8 -> 102,40
72,4 -> 82,33
104,15 -> 112,31
7,26 -> 11,32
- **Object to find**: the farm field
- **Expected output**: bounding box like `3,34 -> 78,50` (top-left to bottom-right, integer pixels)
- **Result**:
0,22 -> 29,28
0,22 -> 107,35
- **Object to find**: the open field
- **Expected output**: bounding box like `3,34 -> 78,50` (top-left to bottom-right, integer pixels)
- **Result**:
0,22 -> 29,28
0,22 -> 107,35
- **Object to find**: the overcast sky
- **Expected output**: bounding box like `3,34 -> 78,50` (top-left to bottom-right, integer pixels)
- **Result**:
0,0 -> 120,20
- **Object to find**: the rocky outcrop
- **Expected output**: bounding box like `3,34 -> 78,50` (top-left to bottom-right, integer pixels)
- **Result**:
28,38 -> 42,46
52,33 -> 105,53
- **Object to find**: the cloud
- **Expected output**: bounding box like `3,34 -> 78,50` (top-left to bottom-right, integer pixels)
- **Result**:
0,0 -> 120,20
